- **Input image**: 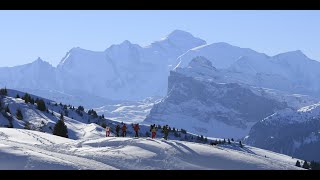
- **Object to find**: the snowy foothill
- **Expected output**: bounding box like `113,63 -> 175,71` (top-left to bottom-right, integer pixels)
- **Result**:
0,128 -> 303,170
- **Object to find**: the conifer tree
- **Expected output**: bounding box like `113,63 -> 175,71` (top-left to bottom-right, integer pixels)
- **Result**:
5,105 -> 10,114
310,161 -> 320,170
0,87 -> 8,96
36,99 -> 46,111
239,141 -> 244,148
302,160 -> 310,169
16,109 -> 23,120
53,113 -> 68,138
16,94 -> 20,98
295,160 -> 301,167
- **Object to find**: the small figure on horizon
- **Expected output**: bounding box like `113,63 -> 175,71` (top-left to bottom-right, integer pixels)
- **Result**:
115,124 -> 120,137
105,126 -> 111,137
151,125 -> 157,139
134,123 -> 140,137
122,123 -> 127,137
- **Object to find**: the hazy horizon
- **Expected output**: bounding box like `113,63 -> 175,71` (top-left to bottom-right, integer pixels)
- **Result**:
1,10 -> 320,67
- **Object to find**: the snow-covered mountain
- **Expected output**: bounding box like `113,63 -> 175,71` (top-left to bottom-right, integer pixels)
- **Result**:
145,57 -> 318,139
176,43 -> 320,98
245,103 -> 320,162
0,58 -> 57,90
0,30 -> 205,102
0,128 -> 303,170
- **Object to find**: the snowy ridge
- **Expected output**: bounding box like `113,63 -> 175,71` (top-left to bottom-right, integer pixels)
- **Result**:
245,102 -> 320,162
0,128 -> 303,170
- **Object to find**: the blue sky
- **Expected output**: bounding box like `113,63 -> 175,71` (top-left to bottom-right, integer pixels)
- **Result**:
0,10 -> 319,67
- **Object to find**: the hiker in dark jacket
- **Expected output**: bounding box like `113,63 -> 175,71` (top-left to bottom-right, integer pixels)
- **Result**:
122,124 -> 127,137
163,125 -> 169,140
115,124 -> 120,137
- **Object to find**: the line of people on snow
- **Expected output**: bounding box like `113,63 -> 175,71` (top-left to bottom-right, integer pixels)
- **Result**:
105,123 -> 170,140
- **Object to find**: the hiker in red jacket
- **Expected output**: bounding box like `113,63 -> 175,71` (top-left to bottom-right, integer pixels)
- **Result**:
134,123 -> 140,137
151,126 -> 157,139
122,123 -> 127,137
105,126 -> 111,137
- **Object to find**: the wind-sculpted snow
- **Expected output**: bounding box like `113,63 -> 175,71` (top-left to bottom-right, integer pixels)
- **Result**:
0,128 -> 303,170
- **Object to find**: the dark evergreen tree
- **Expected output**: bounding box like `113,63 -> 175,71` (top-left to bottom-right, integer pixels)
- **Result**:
30,98 -> 35,105
311,161 -> 320,170
295,160 -> 301,167
0,87 -> 8,96
36,99 -> 46,111
231,138 -> 234,141
228,139 -> 231,144
101,114 -> 105,119
64,110 -> 68,117
302,160 -> 310,169
204,137 -> 208,143
172,127 -> 176,132
16,109 -> 23,120
239,141 -> 243,148
77,106 -> 84,111
53,113 -> 68,138
24,122 -> 31,130
101,122 -> 106,128
223,139 -> 226,144
5,105 -> 10,114
180,129 -> 187,134
22,93 -> 31,103
16,94 -> 20,98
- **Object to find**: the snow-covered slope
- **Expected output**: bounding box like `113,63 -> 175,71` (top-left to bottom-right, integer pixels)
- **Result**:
245,103 -> 320,162
145,57 -> 317,139
0,128 -> 302,170
94,97 -> 162,123
0,95 -> 105,140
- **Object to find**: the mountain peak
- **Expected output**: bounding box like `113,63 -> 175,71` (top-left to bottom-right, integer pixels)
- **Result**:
35,57 -> 44,62
274,50 -> 307,59
29,57 -> 52,68
166,30 -> 194,39
121,40 -> 132,45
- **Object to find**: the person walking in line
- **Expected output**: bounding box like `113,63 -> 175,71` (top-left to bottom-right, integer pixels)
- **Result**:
134,123 -> 140,137
106,126 -> 111,137
151,125 -> 157,139
163,125 -> 169,140
115,124 -> 120,137
122,123 -> 127,137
